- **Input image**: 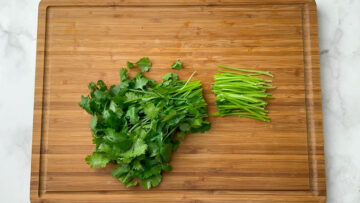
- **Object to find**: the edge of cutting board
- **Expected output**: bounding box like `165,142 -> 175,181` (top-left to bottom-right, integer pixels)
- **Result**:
31,0 -> 326,202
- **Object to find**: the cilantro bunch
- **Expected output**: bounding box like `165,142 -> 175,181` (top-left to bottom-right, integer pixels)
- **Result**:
79,68 -> 210,189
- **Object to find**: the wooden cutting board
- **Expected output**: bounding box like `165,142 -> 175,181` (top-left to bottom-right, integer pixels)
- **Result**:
31,0 -> 326,202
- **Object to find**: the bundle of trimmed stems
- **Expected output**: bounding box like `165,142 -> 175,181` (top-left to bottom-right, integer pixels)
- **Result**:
212,65 -> 275,122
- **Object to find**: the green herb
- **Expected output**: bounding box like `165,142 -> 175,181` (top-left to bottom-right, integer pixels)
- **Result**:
212,65 -> 275,122
127,57 -> 152,72
171,59 -> 184,70
79,65 -> 210,189
126,61 -> 135,69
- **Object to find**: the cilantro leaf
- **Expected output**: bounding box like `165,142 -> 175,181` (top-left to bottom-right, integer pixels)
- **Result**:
112,165 -> 129,177
140,179 -> 152,189
104,128 -> 132,151
150,175 -> 162,187
125,106 -> 139,124
88,82 -> 97,92
79,96 -> 92,114
179,123 -> 191,132
125,92 -> 139,102
94,90 -> 108,102
190,118 -> 203,128
162,73 -> 172,81
135,73 -> 149,89
97,80 -> 107,91
171,59 -> 184,70
160,143 -> 172,162
133,159 -> 143,170
85,152 -> 110,168
143,103 -> 159,120
127,61 -> 135,69
162,164 -> 172,171
90,115 -> 98,131
177,132 -> 186,140
109,101 -> 123,118
127,57 -> 152,72
125,181 -> 138,187
120,68 -> 128,82
143,163 -> 162,178
136,57 -> 152,72
118,171 -> 135,185
121,139 -> 148,163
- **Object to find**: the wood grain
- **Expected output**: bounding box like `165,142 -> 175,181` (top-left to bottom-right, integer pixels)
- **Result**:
31,0 -> 326,202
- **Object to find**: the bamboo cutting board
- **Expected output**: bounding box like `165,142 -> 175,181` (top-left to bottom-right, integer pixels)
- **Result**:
31,0 -> 326,202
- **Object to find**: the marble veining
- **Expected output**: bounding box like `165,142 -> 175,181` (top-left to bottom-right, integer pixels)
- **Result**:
317,0 -> 360,202
0,0 -> 40,203
0,0 -> 359,202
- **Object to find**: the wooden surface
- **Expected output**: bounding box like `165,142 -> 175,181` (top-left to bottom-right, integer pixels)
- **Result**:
31,0 -> 326,202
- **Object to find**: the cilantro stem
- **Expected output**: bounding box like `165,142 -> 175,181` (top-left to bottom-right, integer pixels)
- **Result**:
218,64 -> 274,77
129,118 -> 150,132
179,71 -> 197,90
163,126 -> 179,140
129,89 -> 165,98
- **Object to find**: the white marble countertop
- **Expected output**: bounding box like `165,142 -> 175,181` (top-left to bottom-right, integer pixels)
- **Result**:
0,0 -> 359,202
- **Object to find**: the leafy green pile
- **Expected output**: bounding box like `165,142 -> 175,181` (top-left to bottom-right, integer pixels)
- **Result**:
79,68 -> 210,189
212,65 -> 275,122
